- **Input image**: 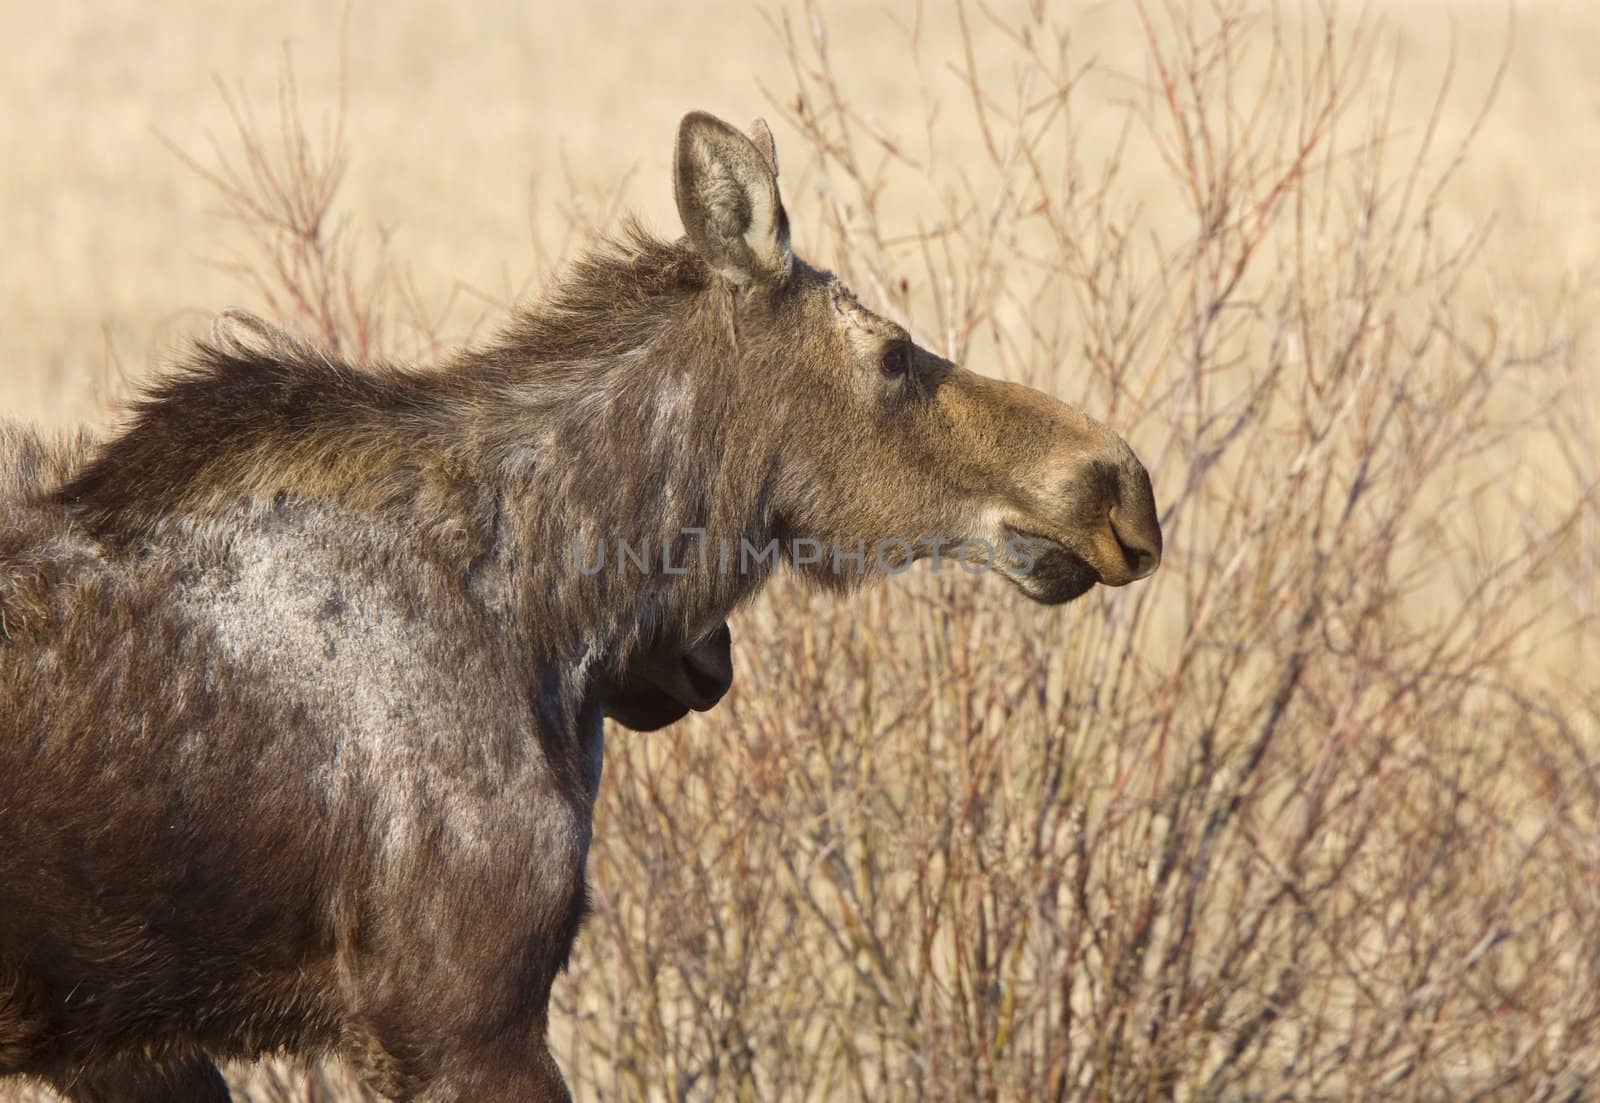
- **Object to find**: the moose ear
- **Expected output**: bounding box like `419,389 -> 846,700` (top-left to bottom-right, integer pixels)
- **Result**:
747,117 -> 779,177
674,111 -> 792,287
210,309 -> 318,361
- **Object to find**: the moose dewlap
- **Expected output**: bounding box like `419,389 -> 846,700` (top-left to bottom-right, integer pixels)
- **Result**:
0,111 -> 1158,1102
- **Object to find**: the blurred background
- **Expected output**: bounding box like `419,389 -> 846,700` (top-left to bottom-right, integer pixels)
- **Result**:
6,2 -> 1595,423
5,2 -> 1598,1100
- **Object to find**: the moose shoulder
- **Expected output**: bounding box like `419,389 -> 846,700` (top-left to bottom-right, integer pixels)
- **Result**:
0,111 -> 1157,1102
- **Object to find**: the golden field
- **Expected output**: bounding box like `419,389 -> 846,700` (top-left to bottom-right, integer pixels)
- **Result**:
4,1 -> 1597,1100
6,2 -> 1596,429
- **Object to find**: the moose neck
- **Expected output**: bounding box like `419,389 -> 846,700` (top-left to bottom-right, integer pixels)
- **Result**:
464,229 -> 784,663
473,321 -> 781,667
57,230 -> 781,671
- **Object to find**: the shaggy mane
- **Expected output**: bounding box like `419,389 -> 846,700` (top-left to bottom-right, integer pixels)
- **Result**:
52,221 -> 712,543
470,220 -> 711,371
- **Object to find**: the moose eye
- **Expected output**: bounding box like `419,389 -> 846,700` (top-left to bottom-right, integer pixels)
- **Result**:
879,342 -> 911,379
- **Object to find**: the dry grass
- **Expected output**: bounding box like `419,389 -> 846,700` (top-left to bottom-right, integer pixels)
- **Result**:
5,1 -> 1598,1100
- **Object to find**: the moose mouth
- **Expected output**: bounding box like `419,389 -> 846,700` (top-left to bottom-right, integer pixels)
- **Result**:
1002,529 -> 1101,606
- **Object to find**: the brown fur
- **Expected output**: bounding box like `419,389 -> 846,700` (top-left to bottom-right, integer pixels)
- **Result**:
1,112 -> 1158,1101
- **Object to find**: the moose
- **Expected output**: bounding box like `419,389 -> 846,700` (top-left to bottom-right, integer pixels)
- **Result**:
0,112 -> 1160,1101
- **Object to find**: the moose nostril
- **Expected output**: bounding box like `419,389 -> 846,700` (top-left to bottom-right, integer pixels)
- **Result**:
1108,509 -> 1161,581
1116,535 -> 1157,579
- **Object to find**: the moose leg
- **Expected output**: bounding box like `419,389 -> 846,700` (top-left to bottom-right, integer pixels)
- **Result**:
420,1031 -> 572,1103
342,774 -> 592,1101
50,1053 -> 231,1103
349,1017 -> 572,1103
342,907 -> 582,1101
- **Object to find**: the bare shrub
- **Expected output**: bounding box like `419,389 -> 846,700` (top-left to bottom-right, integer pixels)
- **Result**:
555,4 -> 1599,1100
158,27 -> 636,373
21,2 -> 1594,1100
